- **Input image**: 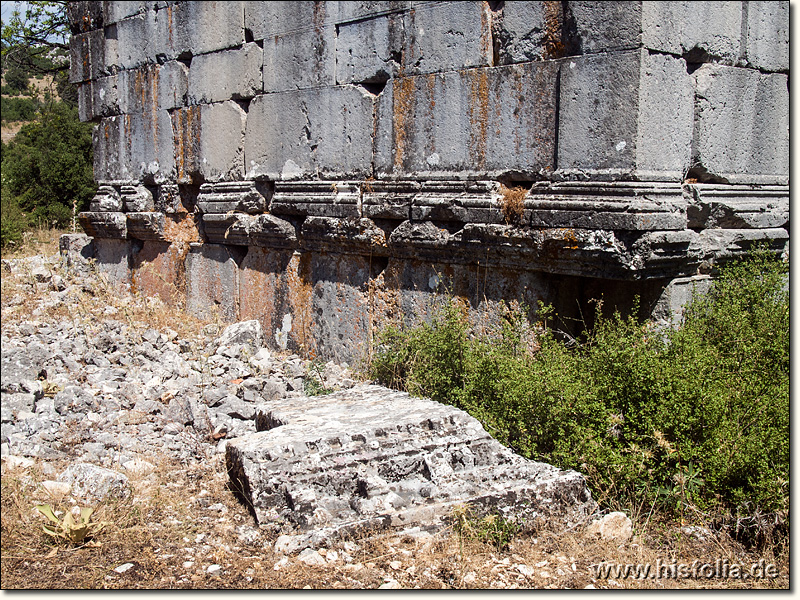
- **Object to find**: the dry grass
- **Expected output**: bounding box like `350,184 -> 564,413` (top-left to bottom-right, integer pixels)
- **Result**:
1,225 -> 66,260
1,453 -> 788,589
497,185 -> 527,226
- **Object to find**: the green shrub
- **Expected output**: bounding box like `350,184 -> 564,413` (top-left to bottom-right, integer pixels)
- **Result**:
1,101 -> 95,229
1,95 -> 41,122
369,249 -> 789,540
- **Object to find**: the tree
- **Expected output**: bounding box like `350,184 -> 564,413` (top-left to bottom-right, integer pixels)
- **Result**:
2,101 -> 95,230
1,1 -> 70,76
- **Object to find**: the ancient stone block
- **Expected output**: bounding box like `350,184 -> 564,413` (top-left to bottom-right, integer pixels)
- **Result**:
77,76 -> 120,122
92,238 -> 132,286
261,19 -> 336,93
186,243 -> 241,322
698,228 -> 790,264
567,1 -> 642,54
197,182 -> 268,214
202,214 -> 252,246
249,214 -> 299,249
491,1 -> 567,64
650,274 -> 713,327
686,184 -> 789,230
326,1 -> 412,24
745,1 -> 789,72
188,43 -> 262,104
121,184 -> 154,212
238,246 -> 295,348
198,102 -> 246,182
412,181 -> 501,224
78,212 -> 127,238
93,111 -> 175,183
361,181 -> 417,220
113,11 -> 154,69
227,384 -> 596,534
245,87 -> 374,180
270,182 -> 360,218
156,1 -> 245,59
300,217 -> 388,254
68,1 -> 104,33
693,65 -> 789,185
334,12 -> 404,85
245,0 -> 326,40
557,49 -> 693,182
126,212 -> 166,241
130,240 -> 186,305
641,1 -> 742,62
401,2 -> 492,75
69,29 -> 107,83
118,61 -> 189,114
375,61 -> 558,179
89,185 -> 122,212
526,182 -> 686,231
103,0 -> 147,25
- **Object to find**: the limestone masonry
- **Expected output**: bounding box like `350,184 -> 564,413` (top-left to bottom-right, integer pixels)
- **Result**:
69,1 -> 789,362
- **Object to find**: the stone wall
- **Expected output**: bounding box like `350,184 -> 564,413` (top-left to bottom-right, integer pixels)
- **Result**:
70,1 -> 789,363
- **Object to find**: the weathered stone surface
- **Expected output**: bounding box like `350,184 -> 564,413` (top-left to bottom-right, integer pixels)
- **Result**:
491,1 -> 567,64
198,101 -> 246,182
745,1 -> 789,72
156,1 -> 245,60
77,76 -> 120,122
121,184 -> 154,212
271,182 -> 360,218
118,61 -> 189,114
78,212 -> 127,239
188,43 -> 262,104
245,87 -> 374,180
400,1 -> 492,75
557,49 -> 693,181
651,274 -> 712,327
126,212 -> 166,241
261,15 -> 336,93
227,384 -> 596,536
300,217 -> 387,255
567,1 -> 642,53
93,238 -> 132,285
58,463 -> 131,501
197,181 -> 268,215
692,65 -> 788,185
375,61 -> 558,179
90,185 -> 123,212
686,184 -> 789,230
130,240 -> 186,304
217,320 -> 265,350
92,110 -> 175,183
526,182 -> 686,231
334,12 -> 403,85
587,512 -> 633,542
186,243 -> 241,322
641,1 -> 742,62
59,234 -> 96,273
70,29 -> 107,83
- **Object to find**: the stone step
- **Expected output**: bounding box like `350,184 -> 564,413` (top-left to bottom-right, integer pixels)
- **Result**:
226,384 -> 596,540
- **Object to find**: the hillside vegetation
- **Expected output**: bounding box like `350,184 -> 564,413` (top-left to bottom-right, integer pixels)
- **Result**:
369,247 -> 789,551
1,44 -> 94,250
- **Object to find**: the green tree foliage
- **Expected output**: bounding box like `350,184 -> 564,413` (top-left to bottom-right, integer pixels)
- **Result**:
1,95 -> 41,121
369,248 -> 789,545
2,1 -> 70,75
2,101 -> 95,233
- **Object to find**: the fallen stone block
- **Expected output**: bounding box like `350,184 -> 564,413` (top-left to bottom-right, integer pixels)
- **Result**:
226,384 -> 596,544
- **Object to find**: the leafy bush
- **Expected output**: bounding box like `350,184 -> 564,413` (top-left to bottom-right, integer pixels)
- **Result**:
1,101 -> 95,230
369,249 -> 789,541
1,95 -> 41,122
